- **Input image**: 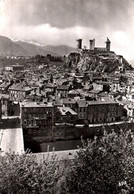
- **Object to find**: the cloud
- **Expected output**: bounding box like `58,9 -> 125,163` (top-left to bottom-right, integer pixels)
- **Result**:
0,0 -> 134,60
0,0 -> 134,29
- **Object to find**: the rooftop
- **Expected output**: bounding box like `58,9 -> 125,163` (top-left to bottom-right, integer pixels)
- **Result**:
9,82 -> 32,91
57,107 -> 77,116
21,101 -> 54,108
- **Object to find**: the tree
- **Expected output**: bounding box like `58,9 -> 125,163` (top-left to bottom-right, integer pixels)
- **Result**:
0,151 -> 63,194
66,130 -> 134,194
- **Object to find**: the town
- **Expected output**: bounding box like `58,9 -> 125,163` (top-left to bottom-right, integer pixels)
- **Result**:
0,37 -> 134,152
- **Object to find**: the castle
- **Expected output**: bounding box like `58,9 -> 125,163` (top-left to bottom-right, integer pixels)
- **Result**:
76,38 -> 111,52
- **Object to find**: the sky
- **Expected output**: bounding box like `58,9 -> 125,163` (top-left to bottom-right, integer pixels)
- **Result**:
0,0 -> 134,60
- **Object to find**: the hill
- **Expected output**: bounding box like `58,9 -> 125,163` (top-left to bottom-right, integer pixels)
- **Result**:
65,50 -> 133,74
42,45 -> 76,56
0,35 -> 76,57
15,40 -> 58,56
0,36 -> 29,56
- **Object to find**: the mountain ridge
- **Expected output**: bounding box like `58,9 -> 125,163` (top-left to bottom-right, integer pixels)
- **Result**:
0,35 -> 76,57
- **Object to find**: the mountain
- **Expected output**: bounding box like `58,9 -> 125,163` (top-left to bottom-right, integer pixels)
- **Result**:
42,45 -> 76,56
0,36 -> 29,56
15,40 -> 58,56
0,35 -> 76,57
15,41 -> 76,56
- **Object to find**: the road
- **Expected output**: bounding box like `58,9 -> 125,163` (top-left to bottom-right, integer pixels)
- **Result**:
0,128 -> 24,155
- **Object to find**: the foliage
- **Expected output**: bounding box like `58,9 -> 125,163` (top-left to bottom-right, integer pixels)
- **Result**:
66,130 -> 134,194
0,151 -> 63,194
1,130 -> 134,194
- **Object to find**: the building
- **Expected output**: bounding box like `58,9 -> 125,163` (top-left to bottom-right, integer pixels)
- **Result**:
5,65 -> 24,72
0,94 -> 9,116
54,106 -> 77,125
87,100 -> 125,124
9,82 -> 32,102
75,99 -> 88,122
0,82 -> 12,94
77,37 -> 111,52
56,85 -> 70,98
20,102 -> 54,138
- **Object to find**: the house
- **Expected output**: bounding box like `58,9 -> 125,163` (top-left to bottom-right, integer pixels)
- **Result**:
8,82 -> 32,102
5,65 -> 24,71
75,99 -> 88,122
68,90 -> 79,98
56,85 -> 70,98
0,94 -> 9,116
0,81 -> 12,94
61,98 -> 76,110
54,106 -> 77,125
20,102 -> 54,138
87,100 -> 125,124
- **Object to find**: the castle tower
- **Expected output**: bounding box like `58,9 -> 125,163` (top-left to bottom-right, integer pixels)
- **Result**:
89,39 -> 95,50
106,37 -> 111,51
76,39 -> 82,49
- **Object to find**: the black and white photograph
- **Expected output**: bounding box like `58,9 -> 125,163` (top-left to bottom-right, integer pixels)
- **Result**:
0,0 -> 134,193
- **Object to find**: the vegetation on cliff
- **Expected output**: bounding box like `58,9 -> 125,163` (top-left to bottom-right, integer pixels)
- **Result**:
65,51 -> 133,74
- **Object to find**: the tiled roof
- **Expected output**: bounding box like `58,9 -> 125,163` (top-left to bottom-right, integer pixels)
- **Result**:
77,99 -> 87,107
101,97 -> 116,103
57,85 -> 69,90
21,101 -> 54,108
89,89 -> 101,94
0,82 -> 11,88
0,94 -> 9,99
46,83 -> 55,88
62,98 -> 75,104
87,100 -> 118,105
68,90 -> 79,95
9,82 -> 32,91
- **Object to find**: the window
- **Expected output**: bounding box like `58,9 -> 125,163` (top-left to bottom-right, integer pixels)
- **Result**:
71,117 -> 74,121
33,120 -> 36,126
56,117 -> 60,122
28,120 -> 32,126
28,129 -> 32,134
24,120 -> 27,125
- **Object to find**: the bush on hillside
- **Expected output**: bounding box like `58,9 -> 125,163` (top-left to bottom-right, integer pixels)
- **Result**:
66,130 -> 134,194
0,151 -> 63,194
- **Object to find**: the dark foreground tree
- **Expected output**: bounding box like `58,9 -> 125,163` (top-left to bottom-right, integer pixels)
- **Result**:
0,151 -> 63,194
66,130 -> 134,194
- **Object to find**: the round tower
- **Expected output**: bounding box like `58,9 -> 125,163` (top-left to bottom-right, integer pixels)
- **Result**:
106,38 -> 111,51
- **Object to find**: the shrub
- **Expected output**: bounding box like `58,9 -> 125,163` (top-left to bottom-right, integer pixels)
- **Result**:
0,151 -> 63,194
66,130 -> 134,194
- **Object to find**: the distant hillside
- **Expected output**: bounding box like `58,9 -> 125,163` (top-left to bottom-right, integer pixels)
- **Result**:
0,36 -> 29,56
15,40 -> 58,56
0,35 -> 76,57
42,45 -> 76,56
